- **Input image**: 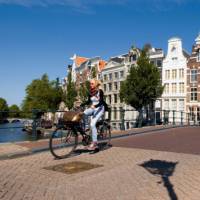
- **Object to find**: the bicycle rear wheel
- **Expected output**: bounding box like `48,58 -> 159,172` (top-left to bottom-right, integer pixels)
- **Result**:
49,128 -> 78,159
97,122 -> 111,146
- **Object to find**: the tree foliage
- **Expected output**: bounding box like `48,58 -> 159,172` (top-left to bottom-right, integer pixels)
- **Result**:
91,67 -> 97,78
21,74 -> 64,113
0,97 -> 9,120
120,49 -> 164,126
65,70 -> 77,110
79,80 -> 90,104
9,104 -> 20,118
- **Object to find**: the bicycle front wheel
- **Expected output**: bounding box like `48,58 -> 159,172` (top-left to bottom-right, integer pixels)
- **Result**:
49,128 -> 78,159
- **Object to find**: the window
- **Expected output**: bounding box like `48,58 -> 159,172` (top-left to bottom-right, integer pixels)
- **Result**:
114,82 -> 118,90
165,70 -> 170,79
108,95 -> 112,104
120,71 -> 124,78
179,69 -> 184,79
109,73 -> 112,81
98,73 -> 101,80
172,83 -> 177,93
114,94 -> 118,103
191,69 -> 197,82
113,107 -> 117,120
191,87 -> 197,101
179,99 -> 184,111
197,50 -> 200,62
164,99 -> 169,110
165,83 -> 169,94
157,60 -> 162,67
119,107 -> 123,119
172,69 -> 177,79
114,72 -> 119,79
109,83 -> 112,91
197,107 -> 200,121
103,84 -> 107,92
179,83 -> 184,93
171,99 -> 177,111
103,74 -> 107,81
172,57 -> 178,61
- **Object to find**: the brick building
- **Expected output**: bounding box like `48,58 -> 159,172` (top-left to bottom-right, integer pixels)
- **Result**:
186,34 -> 200,122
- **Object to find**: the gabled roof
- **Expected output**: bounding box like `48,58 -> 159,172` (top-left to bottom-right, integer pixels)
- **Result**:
99,60 -> 106,71
75,56 -> 88,67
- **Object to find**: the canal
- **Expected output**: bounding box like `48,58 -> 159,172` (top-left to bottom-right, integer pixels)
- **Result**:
0,122 -> 35,143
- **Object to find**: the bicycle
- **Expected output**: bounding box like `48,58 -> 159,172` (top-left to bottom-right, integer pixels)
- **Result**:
49,108 -> 111,159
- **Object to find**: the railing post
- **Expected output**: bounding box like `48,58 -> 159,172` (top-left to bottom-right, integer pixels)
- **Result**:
187,113 -> 190,125
193,114 -> 196,125
32,109 -> 38,140
173,110 -> 175,125
121,109 -> 125,130
181,111 -> 183,126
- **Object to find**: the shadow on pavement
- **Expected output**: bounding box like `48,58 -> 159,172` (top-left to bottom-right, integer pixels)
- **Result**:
139,159 -> 179,200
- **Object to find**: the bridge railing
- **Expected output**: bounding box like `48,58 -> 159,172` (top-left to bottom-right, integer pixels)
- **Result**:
0,108 -> 199,141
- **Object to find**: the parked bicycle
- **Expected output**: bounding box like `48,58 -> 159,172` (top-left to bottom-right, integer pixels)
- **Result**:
49,107 -> 111,159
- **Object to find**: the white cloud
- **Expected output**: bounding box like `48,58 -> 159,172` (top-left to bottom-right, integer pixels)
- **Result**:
0,0 -> 198,13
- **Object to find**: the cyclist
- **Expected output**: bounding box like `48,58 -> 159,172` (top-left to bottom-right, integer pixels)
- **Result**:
81,79 -> 108,150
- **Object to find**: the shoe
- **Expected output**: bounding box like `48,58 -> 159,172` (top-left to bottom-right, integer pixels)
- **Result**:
87,142 -> 98,151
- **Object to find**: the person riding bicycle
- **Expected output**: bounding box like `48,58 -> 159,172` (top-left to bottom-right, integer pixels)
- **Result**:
81,79 -> 108,150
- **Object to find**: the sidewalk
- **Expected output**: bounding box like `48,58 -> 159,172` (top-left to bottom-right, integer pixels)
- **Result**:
1,126 -> 200,199
0,124 -> 187,160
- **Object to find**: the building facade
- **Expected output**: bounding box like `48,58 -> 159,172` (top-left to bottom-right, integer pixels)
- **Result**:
186,34 -> 200,122
101,47 -> 141,130
162,37 -> 189,122
148,47 -> 165,116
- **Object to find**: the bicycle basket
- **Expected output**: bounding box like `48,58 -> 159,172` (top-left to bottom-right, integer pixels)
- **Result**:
63,111 -> 84,122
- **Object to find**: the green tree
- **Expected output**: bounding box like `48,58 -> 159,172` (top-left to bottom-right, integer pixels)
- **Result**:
0,97 -> 9,121
22,74 -> 64,114
91,67 -> 97,78
120,48 -> 164,127
9,104 -> 20,118
65,69 -> 77,110
79,80 -> 90,104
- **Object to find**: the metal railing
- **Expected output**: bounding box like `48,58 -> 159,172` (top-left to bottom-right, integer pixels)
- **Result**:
0,108 -> 199,142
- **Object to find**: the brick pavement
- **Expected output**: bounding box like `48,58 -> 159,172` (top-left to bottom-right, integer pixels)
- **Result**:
1,144 -> 200,199
1,126 -> 200,200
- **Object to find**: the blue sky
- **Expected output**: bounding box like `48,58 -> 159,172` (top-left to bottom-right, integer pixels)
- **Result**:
0,0 -> 200,107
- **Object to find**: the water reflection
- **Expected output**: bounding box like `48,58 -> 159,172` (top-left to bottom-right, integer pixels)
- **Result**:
0,122 -> 34,143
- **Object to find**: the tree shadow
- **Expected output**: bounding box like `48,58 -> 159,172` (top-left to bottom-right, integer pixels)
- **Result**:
139,159 -> 178,200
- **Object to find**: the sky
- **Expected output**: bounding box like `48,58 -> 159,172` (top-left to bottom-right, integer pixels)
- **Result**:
0,0 -> 200,107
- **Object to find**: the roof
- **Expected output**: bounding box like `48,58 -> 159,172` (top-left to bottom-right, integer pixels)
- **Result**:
99,60 -> 106,71
110,57 -> 124,64
182,49 -> 190,59
75,56 -> 88,67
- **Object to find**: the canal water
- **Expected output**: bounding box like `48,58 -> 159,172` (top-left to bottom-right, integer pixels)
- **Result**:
0,122 -> 35,143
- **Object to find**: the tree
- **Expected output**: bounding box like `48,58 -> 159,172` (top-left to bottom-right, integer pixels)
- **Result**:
120,48 -> 164,127
65,70 -> 77,110
91,67 -> 97,78
21,74 -> 64,114
0,97 -> 9,121
9,104 -> 20,118
79,80 -> 90,104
